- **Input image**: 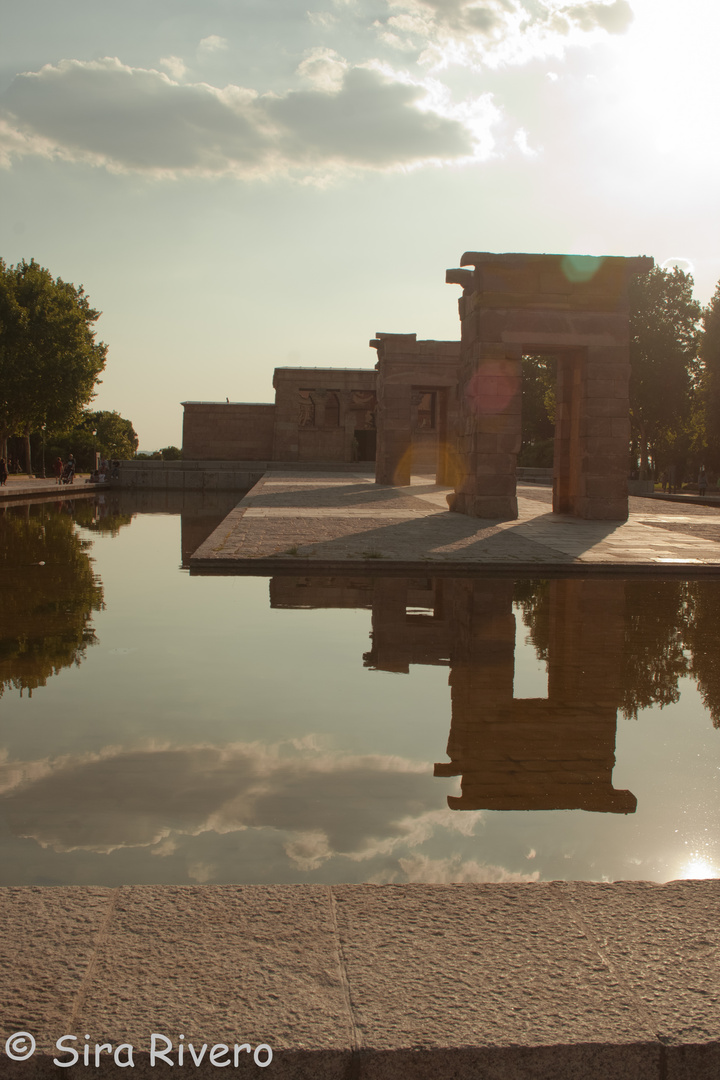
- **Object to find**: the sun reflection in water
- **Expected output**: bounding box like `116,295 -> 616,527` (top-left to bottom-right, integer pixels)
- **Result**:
677,852 -> 719,880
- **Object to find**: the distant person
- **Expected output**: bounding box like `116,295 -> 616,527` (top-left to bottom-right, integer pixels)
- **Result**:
660,469 -> 668,492
0,458 -> 7,486
53,457 -> 64,484
111,460 -> 120,480
668,464 -> 677,494
698,467 -> 708,496
63,454 -> 76,485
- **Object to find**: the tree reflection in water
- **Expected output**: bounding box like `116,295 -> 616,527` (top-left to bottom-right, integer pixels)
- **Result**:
516,578 -> 720,727
0,501 -> 108,698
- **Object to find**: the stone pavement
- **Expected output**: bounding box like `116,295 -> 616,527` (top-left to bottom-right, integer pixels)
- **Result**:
0,475 -> 103,503
1,881 -> 719,1080
190,471 -> 720,574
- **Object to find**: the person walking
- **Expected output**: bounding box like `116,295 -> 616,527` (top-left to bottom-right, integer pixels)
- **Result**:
698,466 -> 708,496
0,458 -> 7,486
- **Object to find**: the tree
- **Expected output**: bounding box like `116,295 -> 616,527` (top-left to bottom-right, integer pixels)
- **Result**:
0,259 -> 107,471
520,355 -> 556,467
628,266 -> 702,479
51,409 -> 139,470
696,281 -> 720,475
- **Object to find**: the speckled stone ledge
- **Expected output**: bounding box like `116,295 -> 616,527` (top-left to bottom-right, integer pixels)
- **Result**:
1,882 -> 719,1079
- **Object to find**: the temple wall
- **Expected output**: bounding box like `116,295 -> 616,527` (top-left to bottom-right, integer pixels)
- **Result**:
272,368 -> 377,462
371,334 -> 462,486
182,402 -> 275,461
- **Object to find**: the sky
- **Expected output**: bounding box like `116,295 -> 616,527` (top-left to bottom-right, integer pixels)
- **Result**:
1,0 -> 719,450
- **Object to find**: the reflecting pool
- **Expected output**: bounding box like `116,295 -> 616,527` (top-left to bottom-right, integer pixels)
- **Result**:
1,492 -> 719,886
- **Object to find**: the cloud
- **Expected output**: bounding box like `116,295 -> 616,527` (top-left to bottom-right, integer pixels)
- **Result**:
307,10 -> 339,28
1,58 -> 266,174
0,56 -> 487,179
0,739 -> 447,858
198,35 -> 229,53
159,56 -> 188,80
564,0 -> 633,33
392,853 -> 540,883
513,125 -> 540,156
375,0 -> 634,70
296,47 -> 348,91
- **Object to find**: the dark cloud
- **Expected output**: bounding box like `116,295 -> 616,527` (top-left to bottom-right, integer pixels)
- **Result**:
378,0 -> 634,64
414,0 -> 502,32
565,0 -> 633,32
0,56 -> 476,177
3,59 -> 266,171
266,65 -> 470,165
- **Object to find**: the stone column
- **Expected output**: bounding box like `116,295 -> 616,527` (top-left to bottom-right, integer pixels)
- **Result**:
449,344 -> 522,519
575,344 -> 631,520
553,351 -> 583,514
375,381 -> 413,486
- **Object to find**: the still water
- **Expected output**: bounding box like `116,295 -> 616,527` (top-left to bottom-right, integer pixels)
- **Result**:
1,492 -> 719,887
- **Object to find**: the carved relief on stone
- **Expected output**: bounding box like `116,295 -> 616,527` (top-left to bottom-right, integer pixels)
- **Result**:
351,391 -> 377,430
298,390 -> 315,427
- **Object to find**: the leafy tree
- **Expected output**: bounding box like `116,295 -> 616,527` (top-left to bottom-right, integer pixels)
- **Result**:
628,267 -> 702,479
51,410 -> 139,470
159,445 -> 182,460
0,259 -> 107,471
696,281 -> 720,475
520,355 -> 556,467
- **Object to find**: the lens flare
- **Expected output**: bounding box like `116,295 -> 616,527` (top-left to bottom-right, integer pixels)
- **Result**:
560,254 -> 605,283
465,364 -> 519,416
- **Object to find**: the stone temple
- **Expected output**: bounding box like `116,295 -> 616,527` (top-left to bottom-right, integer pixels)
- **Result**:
182,251 -> 652,521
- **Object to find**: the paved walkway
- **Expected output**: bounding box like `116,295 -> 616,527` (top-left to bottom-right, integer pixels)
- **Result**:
190,471 -> 720,574
0,474 -> 106,502
2,881 -> 719,1079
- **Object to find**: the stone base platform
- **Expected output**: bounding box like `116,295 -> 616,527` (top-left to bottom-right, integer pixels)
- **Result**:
189,471 -> 720,575
1,881 -> 718,1080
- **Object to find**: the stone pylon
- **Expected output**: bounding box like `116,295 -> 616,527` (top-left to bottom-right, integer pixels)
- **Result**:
446,252 -> 652,520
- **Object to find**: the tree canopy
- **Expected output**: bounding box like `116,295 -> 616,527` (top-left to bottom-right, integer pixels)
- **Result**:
0,258 -> 107,469
520,264 -> 709,481
697,281 -> 720,474
50,409 -> 139,470
628,266 -> 702,477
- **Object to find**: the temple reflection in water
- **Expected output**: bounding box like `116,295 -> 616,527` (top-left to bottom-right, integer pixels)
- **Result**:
272,575 -> 647,816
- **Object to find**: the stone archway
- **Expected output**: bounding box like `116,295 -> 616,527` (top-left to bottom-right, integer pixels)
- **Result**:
445,252 -> 652,521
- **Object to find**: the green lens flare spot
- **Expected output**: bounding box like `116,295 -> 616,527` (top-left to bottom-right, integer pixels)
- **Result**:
560,254 -> 605,283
